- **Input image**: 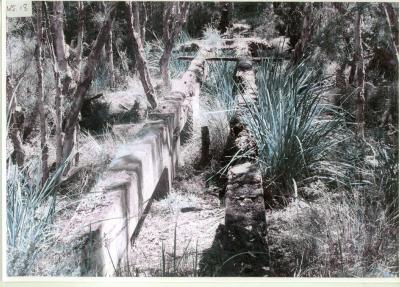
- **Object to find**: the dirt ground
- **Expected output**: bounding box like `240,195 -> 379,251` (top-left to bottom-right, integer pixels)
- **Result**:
126,166 -> 224,276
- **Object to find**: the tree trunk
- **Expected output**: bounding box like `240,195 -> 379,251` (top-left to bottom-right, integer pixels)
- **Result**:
381,3 -> 399,57
125,1 -> 157,109
7,76 -> 25,167
354,7 -> 365,140
101,2 -> 114,89
160,42 -> 174,90
75,1 -> 85,82
380,89 -> 393,128
132,2 -> 149,72
62,3 -> 117,162
140,2 -> 147,43
51,2 -> 72,96
199,126 -> 210,168
348,60 -> 356,85
160,2 -> 190,90
293,3 -> 313,64
105,26 -> 115,89
44,2 -> 64,168
22,99 -> 39,142
53,64 -> 63,168
335,61 -> 347,89
35,2 -> 49,182
218,3 -> 231,34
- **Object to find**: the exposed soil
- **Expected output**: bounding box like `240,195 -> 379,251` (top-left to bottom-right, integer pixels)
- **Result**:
125,166 -> 224,276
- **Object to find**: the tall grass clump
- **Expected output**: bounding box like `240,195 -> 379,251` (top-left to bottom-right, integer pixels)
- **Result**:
203,61 -> 237,121
145,31 -> 194,80
243,59 -> 340,193
200,60 -> 236,159
202,25 -> 222,47
375,143 -> 399,224
7,158 -> 69,275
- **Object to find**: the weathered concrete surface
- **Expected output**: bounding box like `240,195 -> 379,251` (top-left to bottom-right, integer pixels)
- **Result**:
176,38 -> 273,54
200,39 -> 269,276
73,46 -> 211,276
225,162 -> 266,232
78,122 -> 173,276
225,39 -> 267,233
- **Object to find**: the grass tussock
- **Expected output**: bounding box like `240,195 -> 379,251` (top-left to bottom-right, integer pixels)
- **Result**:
267,122 -> 398,277
268,183 -> 398,277
6,158 -> 69,276
242,59 -> 340,195
200,61 -> 236,161
145,31 -> 194,81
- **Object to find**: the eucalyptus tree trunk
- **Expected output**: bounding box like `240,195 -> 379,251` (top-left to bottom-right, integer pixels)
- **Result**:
105,28 -> 114,89
73,2 -> 85,167
139,2 -> 147,43
51,2 -> 72,95
160,2 -> 190,90
348,61 -> 356,85
75,1 -> 85,82
22,100 -> 39,142
218,2 -> 231,34
335,61 -> 347,89
381,3 -> 399,57
46,2 -> 65,168
354,6 -> 366,140
102,1 -> 115,89
380,3 -> 398,130
62,3 -> 117,162
293,2 -> 313,64
7,76 -> 24,167
35,2 -> 49,182
125,1 -> 157,108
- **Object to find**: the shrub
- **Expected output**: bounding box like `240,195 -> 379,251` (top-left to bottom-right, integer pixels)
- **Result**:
201,60 -> 236,160
145,31 -> 194,80
375,143 -> 399,223
242,59 -> 340,193
7,158 -> 69,275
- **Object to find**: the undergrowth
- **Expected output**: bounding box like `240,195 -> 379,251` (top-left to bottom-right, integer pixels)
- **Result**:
146,31 -> 194,80
268,128 -> 399,277
200,60 -> 236,161
242,59 -> 341,196
7,157 -> 70,276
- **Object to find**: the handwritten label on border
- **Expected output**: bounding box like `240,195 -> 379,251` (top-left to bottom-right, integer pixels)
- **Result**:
7,1 -> 32,18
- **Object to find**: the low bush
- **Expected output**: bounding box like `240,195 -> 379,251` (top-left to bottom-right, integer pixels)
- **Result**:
242,59 -> 341,195
7,158 -> 69,275
145,31 -> 194,80
201,60 -> 236,160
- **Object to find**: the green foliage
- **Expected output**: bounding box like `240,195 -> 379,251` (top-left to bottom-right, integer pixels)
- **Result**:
186,2 -> 219,38
232,2 -> 273,29
273,2 -> 305,50
242,59 -> 340,190
92,62 -> 109,93
202,26 -> 222,47
202,61 -> 236,121
145,31 -> 194,79
7,158 -> 69,275
201,60 -> 236,159
376,143 -> 399,222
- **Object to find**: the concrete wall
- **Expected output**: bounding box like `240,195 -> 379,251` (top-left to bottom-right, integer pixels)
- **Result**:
76,48 -> 210,276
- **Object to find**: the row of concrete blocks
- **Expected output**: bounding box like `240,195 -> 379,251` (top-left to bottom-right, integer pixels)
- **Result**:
77,48 -> 207,276
80,99 -> 186,276
218,43 -> 270,276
